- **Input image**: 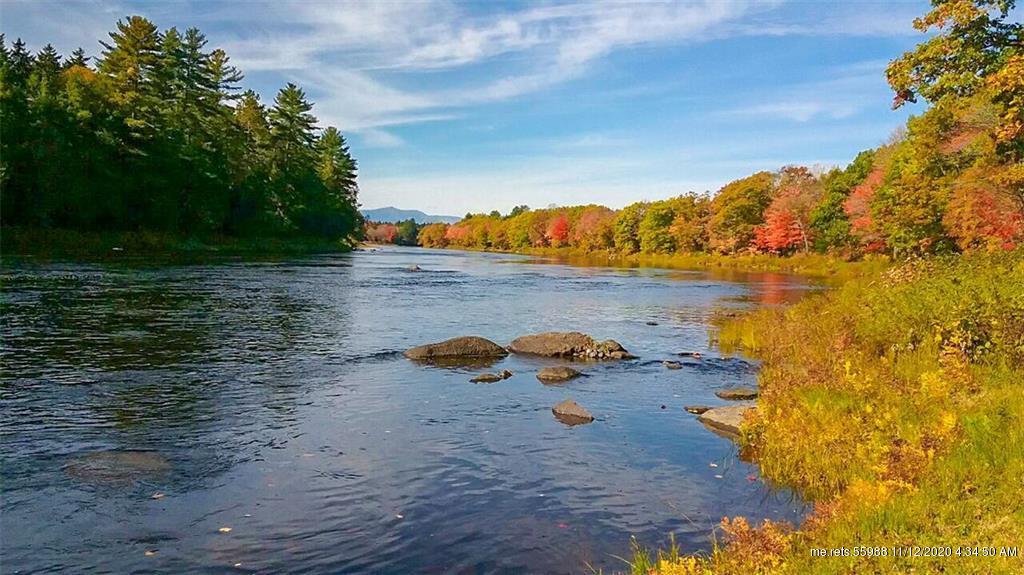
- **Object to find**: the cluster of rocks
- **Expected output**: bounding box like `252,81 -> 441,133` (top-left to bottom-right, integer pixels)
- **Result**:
405,332 -> 636,426
404,332 -> 640,363
405,333 -> 759,434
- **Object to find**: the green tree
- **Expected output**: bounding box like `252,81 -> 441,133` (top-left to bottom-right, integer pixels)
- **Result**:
810,150 -> 875,252
316,126 -> 358,205
708,171 -> 775,253
638,202 -> 676,253
64,47 -> 90,69
99,16 -> 161,133
613,202 -> 647,254
395,219 -> 420,245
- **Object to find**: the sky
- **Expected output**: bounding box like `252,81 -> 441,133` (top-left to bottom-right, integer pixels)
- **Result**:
2,0 -> 934,216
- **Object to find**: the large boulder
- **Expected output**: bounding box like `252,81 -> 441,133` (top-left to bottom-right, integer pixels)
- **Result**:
715,387 -> 759,400
536,366 -> 581,383
509,332 -> 634,360
404,336 -> 508,361
698,404 -> 755,439
552,399 -> 594,425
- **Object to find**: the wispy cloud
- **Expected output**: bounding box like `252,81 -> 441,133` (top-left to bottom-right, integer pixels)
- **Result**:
725,60 -> 891,122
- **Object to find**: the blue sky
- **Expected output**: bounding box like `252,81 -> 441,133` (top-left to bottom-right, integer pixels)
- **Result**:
2,0 -> 932,215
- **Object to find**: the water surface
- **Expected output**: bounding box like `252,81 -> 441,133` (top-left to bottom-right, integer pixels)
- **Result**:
1,247 -> 813,574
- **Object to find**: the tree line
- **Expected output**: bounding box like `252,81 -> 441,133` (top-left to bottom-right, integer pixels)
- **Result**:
1,16 -> 362,242
402,1 -> 1023,258
364,219 -> 421,246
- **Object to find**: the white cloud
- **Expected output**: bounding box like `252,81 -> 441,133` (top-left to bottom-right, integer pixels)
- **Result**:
359,128 -> 405,148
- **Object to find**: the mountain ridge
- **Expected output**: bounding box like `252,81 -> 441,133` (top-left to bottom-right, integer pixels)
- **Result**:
361,207 -> 461,224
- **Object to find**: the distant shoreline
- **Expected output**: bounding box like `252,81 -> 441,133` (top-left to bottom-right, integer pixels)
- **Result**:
392,243 -> 890,280
1,227 -> 354,261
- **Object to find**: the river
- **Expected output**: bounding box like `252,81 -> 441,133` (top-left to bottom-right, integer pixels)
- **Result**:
1,246 -> 816,574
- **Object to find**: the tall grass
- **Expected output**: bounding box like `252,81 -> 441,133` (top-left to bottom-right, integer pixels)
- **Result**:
639,249 -> 1024,574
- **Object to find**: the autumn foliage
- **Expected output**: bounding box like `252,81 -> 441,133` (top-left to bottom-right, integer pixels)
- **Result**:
421,127 -> 1022,256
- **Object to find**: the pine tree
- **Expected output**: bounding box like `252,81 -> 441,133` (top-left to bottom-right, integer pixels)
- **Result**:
29,44 -> 63,103
8,38 -> 35,86
65,47 -> 90,69
99,16 -> 161,131
316,126 -> 358,205
269,82 -> 317,171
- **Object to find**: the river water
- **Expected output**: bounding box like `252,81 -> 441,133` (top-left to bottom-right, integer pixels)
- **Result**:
1,246 -> 814,574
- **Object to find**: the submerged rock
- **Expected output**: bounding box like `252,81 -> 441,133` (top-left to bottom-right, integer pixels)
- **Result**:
407,265 -> 422,271
470,373 -> 503,383
698,404 -> 755,439
404,336 -> 509,361
677,351 -> 703,359
645,321 -> 659,326
509,332 -> 634,360
662,360 -> 683,370
685,405 -> 712,414
499,369 -> 514,379
536,366 -> 581,383
65,450 -> 171,485
715,387 -> 759,400
552,399 -> 594,425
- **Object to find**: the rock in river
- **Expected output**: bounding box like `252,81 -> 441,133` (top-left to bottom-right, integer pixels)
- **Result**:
552,399 -> 594,425
698,404 -> 755,439
65,450 -> 171,485
536,366 -> 581,383
509,332 -> 635,360
715,387 -> 759,400
470,373 -> 503,383
684,405 -> 712,414
405,336 -> 509,361
662,360 -> 682,370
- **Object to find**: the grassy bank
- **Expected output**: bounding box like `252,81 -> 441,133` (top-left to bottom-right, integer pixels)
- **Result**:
633,249 -> 1024,574
439,245 -> 890,280
1,227 -> 353,261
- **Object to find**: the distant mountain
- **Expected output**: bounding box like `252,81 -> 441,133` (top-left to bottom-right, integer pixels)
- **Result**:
361,207 -> 461,224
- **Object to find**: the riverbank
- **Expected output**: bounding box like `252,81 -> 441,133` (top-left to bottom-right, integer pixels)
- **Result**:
427,245 -> 890,280
1,227 -> 353,261
634,249 -> 1024,574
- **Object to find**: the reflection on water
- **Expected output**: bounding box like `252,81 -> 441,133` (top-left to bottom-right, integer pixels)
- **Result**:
1,247 -> 815,574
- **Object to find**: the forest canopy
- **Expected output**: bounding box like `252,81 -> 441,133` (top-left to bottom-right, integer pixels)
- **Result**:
0,16 -> 362,243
